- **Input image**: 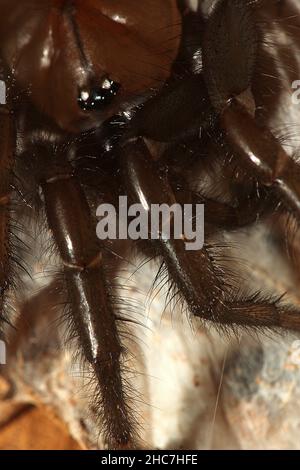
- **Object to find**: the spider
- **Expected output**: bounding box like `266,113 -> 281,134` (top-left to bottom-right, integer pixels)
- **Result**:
1,0 -> 300,450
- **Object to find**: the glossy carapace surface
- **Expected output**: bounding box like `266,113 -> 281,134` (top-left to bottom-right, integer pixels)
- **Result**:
0,0 -> 181,131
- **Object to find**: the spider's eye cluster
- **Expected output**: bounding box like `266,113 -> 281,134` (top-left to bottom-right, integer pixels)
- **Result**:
78,78 -> 120,111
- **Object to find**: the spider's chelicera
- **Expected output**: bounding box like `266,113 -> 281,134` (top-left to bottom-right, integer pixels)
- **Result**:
0,0 -> 300,449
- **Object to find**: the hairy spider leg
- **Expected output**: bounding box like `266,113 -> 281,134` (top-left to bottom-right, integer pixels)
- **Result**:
37,144 -> 137,449
121,138 -> 300,332
202,0 -> 300,219
0,85 -> 14,336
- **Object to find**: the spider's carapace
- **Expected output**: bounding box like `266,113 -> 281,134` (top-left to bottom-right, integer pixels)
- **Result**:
0,0 -> 181,131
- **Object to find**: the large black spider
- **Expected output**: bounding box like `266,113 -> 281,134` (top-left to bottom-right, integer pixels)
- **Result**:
1,0 -> 300,449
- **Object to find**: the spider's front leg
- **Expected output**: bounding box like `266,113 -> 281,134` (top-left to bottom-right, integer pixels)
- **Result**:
37,145 -> 137,449
121,138 -> 300,332
202,0 -> 300,218
0,82 -> 14,335
130,0 -> 300,221
220,99 -> 300,215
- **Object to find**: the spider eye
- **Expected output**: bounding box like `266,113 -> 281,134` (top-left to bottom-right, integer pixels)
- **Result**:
78,78 -> 120,111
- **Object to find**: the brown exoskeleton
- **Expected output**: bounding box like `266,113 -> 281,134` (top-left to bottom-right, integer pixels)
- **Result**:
1,0 -> 300,449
